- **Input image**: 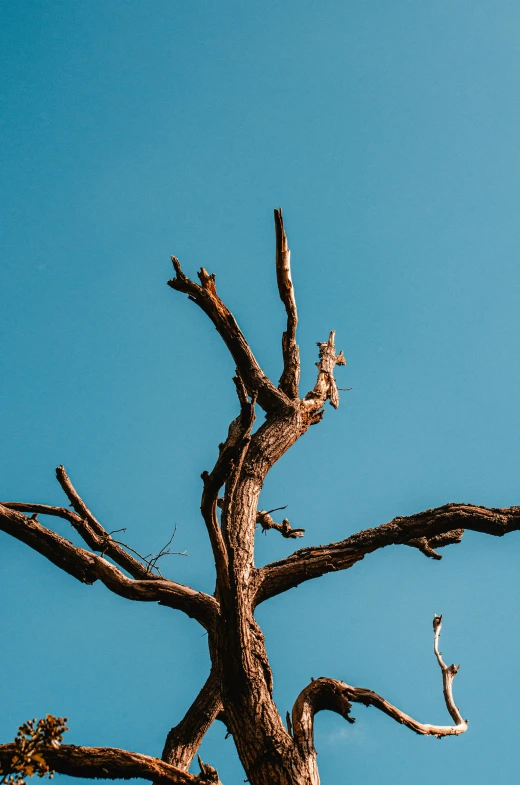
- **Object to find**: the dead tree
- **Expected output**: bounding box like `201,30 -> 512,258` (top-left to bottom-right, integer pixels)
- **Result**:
1,209 -> 519,785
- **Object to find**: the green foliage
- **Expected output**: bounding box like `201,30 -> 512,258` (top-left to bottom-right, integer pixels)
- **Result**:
1,716 -> 68,785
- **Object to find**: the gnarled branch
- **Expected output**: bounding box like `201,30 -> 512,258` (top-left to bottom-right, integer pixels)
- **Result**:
408,529 -> 464,559
292,616 -> 466,772
303,330 -> 346,412
255,502 -> 520,604
275,208 -> 300,398
0,743 -> 220,785
167,259 -> 289,414
0,504 -> 218,629
256,509 -> 305,539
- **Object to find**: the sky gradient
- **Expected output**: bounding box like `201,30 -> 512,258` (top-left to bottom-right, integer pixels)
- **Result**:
2,2 -> 520,783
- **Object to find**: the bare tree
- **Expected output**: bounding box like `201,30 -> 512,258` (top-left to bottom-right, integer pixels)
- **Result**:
1,209 -> 519,785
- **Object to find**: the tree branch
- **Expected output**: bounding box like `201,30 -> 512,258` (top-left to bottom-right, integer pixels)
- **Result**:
162,668 -> 222,771
292,616 -> 467,769
274,208 -> 300,399
303,330 -> 346,412
167,259 -> 290,414
256,509 -> 305,539
200,377 -> 257,585
0,504 -> 218,629
255,502 -> 520,604
0,743 -> 221,785
56,464 -> 156,578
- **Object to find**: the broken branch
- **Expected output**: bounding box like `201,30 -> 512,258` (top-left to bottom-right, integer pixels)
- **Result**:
168,258 -> 289,413
303,331 -> 346,411
274,208 -> 300,398
256,510 -> 305,539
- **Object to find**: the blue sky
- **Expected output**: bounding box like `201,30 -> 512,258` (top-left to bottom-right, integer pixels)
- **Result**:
1,1 -> 520,783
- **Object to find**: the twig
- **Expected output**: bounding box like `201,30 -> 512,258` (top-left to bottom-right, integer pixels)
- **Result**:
110,527 -> 187,578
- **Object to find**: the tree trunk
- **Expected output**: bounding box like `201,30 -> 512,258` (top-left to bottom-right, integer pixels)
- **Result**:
208,411 -> 320,785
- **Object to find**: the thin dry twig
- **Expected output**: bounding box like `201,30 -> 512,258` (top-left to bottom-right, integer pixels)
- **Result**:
108,527 -> 187,578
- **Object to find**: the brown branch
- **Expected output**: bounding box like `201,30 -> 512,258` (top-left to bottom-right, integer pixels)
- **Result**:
200,378 -> 257,585
0,503 -> 218,629
292,616 -> 467,770
162,668 -> 222,771
3,467 -> 187,581
0,743 -> 220,785
303,331 -> 346,412
167,259 -> 290,413
3,466 -> 160,581
256,509 -> 305,539
255,502 -> 520,605
55,465 -> 166,579
274,208 -> 300,398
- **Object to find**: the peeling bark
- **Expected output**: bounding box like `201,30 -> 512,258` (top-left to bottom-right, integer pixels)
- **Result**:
162,669 -> 222,771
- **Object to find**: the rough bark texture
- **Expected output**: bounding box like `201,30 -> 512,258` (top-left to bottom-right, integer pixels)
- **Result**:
0,208 -> 517,785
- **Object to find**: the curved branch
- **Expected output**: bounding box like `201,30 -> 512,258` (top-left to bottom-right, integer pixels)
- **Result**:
274,208 -> 300,398
162,668 -> 222,771
0,743 -> 220,785
167,259 -> 290,414
292,617 -> 466,771
0,504 -> 218,629
255,502 -> 520,604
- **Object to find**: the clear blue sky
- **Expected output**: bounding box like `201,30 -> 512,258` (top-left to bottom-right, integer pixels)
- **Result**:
1,1 -> 520,783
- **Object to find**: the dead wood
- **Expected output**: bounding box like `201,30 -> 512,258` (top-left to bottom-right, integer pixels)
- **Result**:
1,209 -> 518,785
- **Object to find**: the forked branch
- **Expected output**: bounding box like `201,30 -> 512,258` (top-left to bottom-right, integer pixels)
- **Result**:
275,208 -> 300,398
256,502 -> 520,604
292,616 -> 466,767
